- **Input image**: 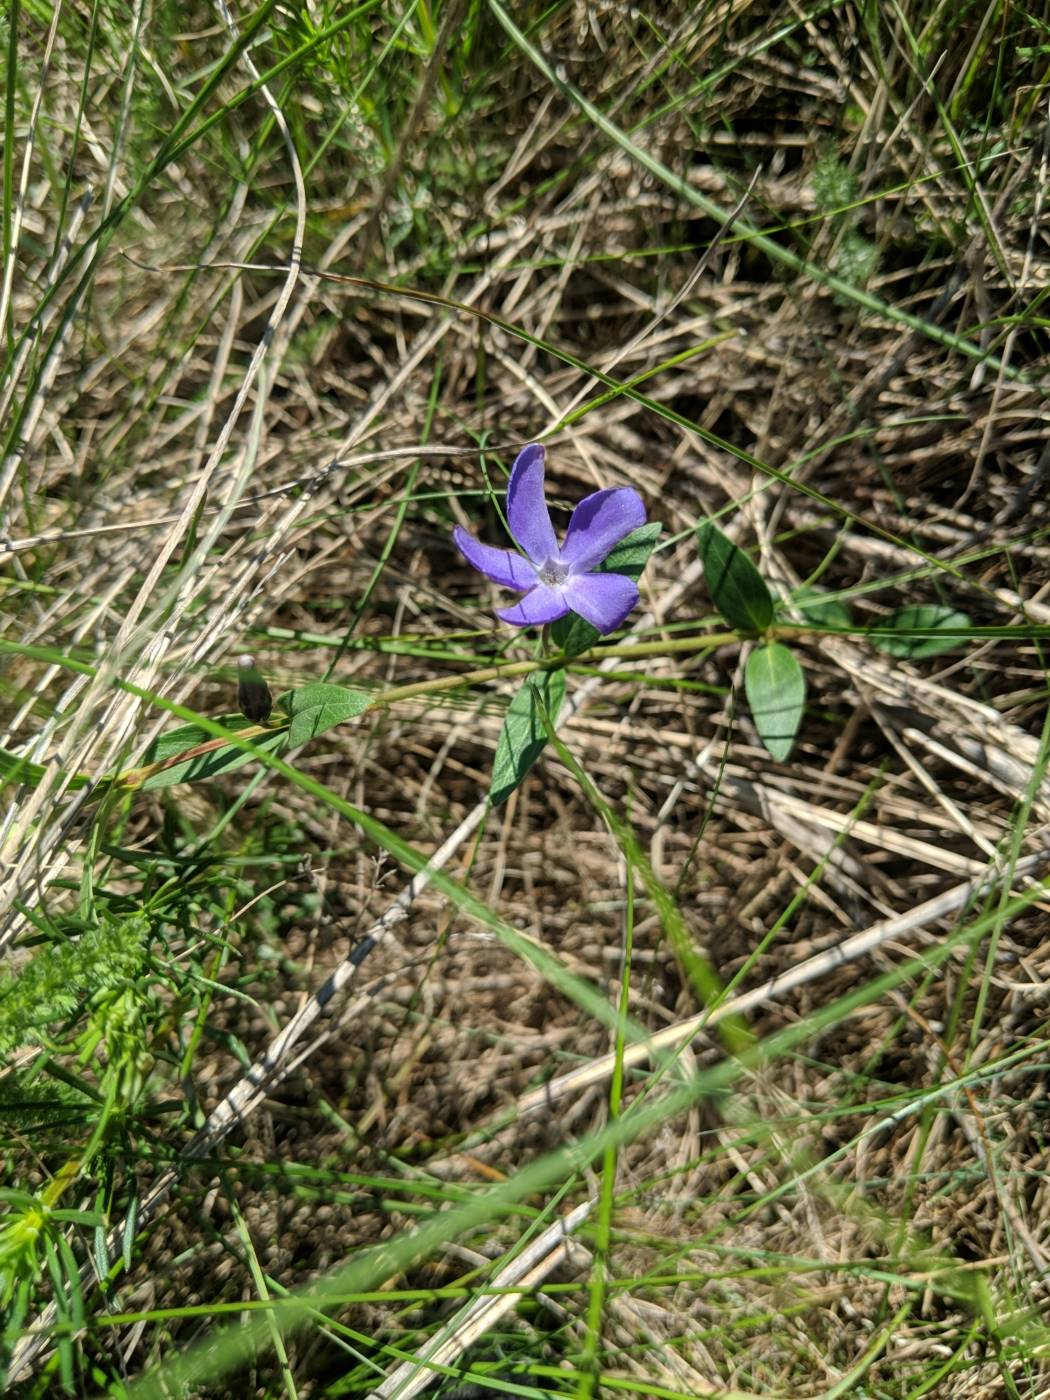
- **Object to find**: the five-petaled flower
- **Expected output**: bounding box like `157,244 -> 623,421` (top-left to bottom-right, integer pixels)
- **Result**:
453,443 -> 646,634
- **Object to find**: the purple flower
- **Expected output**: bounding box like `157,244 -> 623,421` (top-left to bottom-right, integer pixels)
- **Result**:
453,443 -> 647,634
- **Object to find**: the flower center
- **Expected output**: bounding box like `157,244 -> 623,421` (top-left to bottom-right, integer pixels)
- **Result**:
537,557 -> 569,587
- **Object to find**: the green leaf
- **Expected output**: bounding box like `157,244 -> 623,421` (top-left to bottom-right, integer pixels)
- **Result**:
873,605 -> 971,658
280,683 -> 372,747
790,588 -> 852,630
0,748 -> 89,792
49,1209 -> 106,1228
125,685 -> 371,791
136,719 -> 288,792
698,522 -> 774,632
551,521 -> 662,658
122,1194 -> 139,1272
490,669 -> 567,807
744,643 -> 806,761
0,748 -> 47,791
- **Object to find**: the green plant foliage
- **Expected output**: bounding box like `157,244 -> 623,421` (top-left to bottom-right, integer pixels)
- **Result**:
0,1070 -> 91,1131
0,749 -> 88,792
744,643 -> 806,761
834,227 -> 878,289
0,917 -> 150,1059
490,670 -> 567,807
698,523 -> 774,632
873,605 -> 971,658
280,683 -> 372,747
133,717 -> 288,792
791,588 -> 853,629
811,151 -> 879,295
812,150 -> 859,213
3,0 -> 1045,1389
129,685 -> 371,791
551,523 -> 662,657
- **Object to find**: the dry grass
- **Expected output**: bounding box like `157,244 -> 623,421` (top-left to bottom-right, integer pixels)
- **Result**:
2,1 -> 1050,1395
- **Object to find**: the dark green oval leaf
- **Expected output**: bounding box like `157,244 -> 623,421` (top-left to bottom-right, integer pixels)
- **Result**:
551,521 -> 662,658
490,669 -> 567,807
280,682 -> 372,747
744,642 -> 806,761
698,522 -> 774,632
873,605 -> 971,658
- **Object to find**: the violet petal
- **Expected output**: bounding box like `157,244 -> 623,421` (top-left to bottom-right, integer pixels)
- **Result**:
560,487 -> 647,572
496,582 -> 571,627
562,570 -> 639,633
453,527 -> 537,591
506,443 -> 558,566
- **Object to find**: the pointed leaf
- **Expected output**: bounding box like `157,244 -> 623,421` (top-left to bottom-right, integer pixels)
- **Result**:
126,686 -> 372,791
873,605 -> 970,658
92,1225 -> 109,1297
0,749 -> 49,791
0,748 -> 89,792
281,683 -> 372,747
699,522 -> 774,632
490,669 -> 567,807
551,522 -> 662,657
135,718 -> 288,791
745,643 -> 806,761
122,1194 -> 139,1272
49,1209 -> 106,1228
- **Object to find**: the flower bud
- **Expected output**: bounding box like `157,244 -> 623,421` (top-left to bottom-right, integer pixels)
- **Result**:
237,655 -> 272,723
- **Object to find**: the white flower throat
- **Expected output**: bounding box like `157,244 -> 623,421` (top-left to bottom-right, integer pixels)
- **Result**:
538,558 -> 569,586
